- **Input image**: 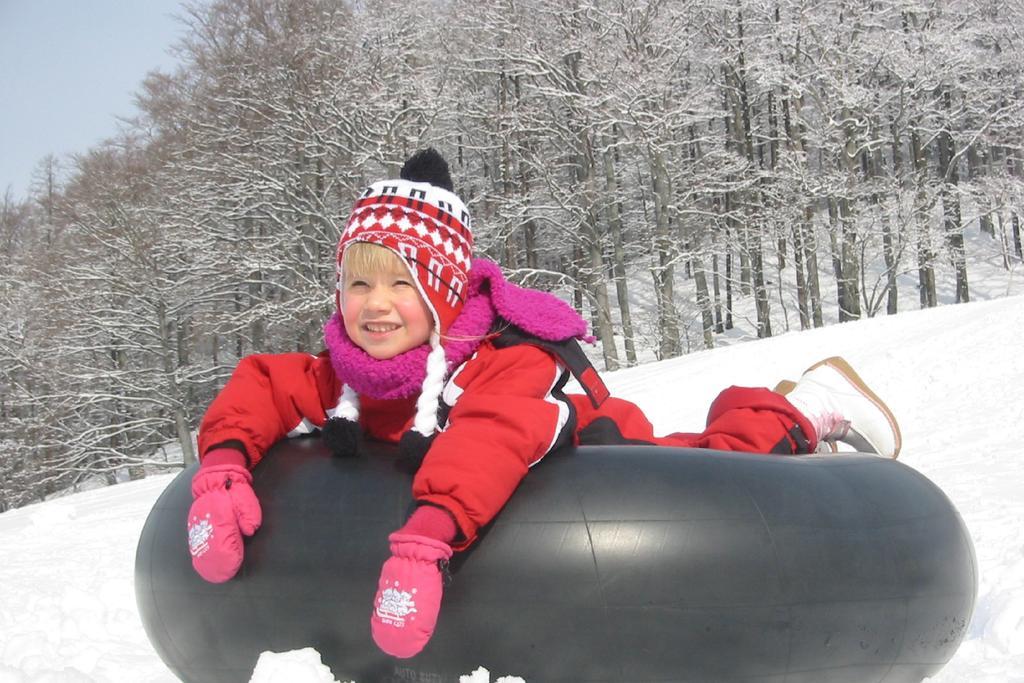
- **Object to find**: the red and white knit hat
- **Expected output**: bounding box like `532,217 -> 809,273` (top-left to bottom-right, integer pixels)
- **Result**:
334,175 -> 473,334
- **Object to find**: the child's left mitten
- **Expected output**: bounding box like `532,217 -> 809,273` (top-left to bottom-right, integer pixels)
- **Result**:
186,449 -> 262,583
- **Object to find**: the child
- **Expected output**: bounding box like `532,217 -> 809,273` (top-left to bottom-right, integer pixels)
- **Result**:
186,149 -> 900,659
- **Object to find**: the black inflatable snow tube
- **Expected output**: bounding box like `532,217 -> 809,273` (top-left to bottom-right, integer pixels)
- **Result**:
135,439 -> 976,683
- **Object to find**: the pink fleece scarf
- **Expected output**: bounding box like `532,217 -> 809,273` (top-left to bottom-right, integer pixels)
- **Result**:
323,258 -> 591,400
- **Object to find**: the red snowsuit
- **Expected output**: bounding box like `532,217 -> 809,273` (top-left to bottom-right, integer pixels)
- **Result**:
199,336 -> 815,550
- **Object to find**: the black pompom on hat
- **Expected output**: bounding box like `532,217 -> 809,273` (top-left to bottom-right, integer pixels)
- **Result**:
400,148 -> 454,192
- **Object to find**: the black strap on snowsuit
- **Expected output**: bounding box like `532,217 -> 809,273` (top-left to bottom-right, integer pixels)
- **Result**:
490,324 -> 610,409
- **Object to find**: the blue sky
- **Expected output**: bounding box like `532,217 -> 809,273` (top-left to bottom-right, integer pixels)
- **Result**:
0,0 -> 186,200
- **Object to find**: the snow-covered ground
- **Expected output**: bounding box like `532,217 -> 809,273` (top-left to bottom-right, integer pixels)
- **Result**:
1,293 -> 1023,682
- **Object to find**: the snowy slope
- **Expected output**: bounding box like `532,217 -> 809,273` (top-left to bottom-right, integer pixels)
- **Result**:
1,294 -> 1022,682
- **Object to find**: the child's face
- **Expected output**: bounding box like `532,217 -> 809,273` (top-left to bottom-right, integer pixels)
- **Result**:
341,254 -> 434,359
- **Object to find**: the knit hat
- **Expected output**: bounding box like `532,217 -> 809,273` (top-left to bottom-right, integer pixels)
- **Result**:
334,149 -> 473,335
326,149 -> 474,459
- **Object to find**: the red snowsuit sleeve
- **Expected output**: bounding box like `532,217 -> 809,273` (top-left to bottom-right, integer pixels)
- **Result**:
412,342 -> 571,550
198,353 -> 340,466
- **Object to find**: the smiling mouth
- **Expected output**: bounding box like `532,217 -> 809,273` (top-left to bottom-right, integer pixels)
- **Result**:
364,323 -> 401,333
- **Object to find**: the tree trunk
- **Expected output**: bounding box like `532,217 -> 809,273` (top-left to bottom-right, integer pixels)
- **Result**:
910,128 -> 937,308
938,92 -> 969,303
603,142 -> 636,365
721,193 -> 746,327
157,302 -> 196,469
774,244 -> 790,334
513,75 -> 539,270
692,251 -> 715,349
838,118 -> 862,321
1013,213 -> 1023,260
766,92 -> 785,272
568,249 -> 584,316
917,238 -> 937,308
652,149 -> 680,358
792,221 -> 810,329
944,188 -> 969,303
249,218 -> 266,351
587,233 -> 619,370
176,409 -> 197,467
234,290 -> 245,358
882,216 -> 899,315
889,109 -> 909,315
519,163 -> 539,270
980,210 -> 994,238
723,82 -> 751,298
827,199 -> 847,320
840,197 -> 862,320
783,91 -> 824,330
499,70 -> 517,270
712,253 -> 724,333
802,208 -> 823,327
725,251 -> 734,330
752,241 -> 772,338
738,214 -> 752,296
576,134 -> 619,371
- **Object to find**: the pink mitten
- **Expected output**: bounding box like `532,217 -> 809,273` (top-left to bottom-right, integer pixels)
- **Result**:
371,533 -> 453,658
186,450 -> 262,583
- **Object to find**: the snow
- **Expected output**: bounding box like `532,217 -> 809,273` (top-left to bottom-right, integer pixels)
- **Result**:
2,293 -> 1023,682
458,668 -> 525,683
248,649 -> 342,683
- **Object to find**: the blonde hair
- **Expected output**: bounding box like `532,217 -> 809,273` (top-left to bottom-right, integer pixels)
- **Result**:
341,241 -> 408,279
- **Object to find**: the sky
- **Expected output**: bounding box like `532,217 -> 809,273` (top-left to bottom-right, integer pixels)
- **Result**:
0,0 -> 188,200
0,290 -> 1022,681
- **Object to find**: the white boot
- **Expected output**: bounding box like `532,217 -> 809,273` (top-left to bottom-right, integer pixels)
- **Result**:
773,378 -> 838,453
785,357 -> 902,458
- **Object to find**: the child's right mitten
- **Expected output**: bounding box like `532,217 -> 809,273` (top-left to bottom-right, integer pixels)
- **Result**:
186,449 -> 262,583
